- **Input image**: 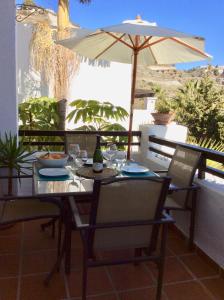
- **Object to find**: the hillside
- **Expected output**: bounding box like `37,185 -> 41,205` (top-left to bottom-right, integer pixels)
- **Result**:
137,65 -> 224,97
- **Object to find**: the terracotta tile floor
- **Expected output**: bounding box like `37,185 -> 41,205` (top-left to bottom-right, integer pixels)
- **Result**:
0,220 -> 223,300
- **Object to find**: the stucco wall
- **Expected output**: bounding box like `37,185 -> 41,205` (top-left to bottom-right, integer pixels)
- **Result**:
16,23 -> 49,103
0,1 -> 17,135
16,22 -> 155,130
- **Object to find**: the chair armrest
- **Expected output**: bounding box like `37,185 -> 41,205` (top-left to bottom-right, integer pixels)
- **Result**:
169,183 -> 200,192
153,170 -> 168,174
68,196 -> 89,229
88,215 -> 175,230
68,198 -> 175,231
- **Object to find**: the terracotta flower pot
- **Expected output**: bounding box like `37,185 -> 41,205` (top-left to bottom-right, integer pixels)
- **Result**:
151,112 -> 174,125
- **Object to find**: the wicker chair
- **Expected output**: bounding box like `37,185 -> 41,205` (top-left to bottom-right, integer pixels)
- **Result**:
162,145 -> 201,249
69,176 -> 173,300
64,133 -> 97,157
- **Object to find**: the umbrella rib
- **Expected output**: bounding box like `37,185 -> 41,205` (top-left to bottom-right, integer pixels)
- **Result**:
170,37 -> 210,57
140,37 -> 169,50
128,35 -> 135,48
88,31 -> 105,38
140,36 -> 209,58
143,36 -> 158,64
94,33 -> 126,60
104,31 -> 134,49
138,36 -> 153,50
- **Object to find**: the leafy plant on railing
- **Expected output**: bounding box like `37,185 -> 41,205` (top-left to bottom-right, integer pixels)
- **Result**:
67,99 -> 129,147
187,136 -> 224,171
19,97 -> 62,151
0,133 -> 35,195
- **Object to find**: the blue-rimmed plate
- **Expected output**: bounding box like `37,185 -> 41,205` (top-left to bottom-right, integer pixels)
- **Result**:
39,168 -> 69,177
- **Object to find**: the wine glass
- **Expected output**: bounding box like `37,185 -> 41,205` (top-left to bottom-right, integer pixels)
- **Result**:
105,144 -> 117,167
69,144 -> 80,161
115,151 -> 127,171
80,150 -> 88,163
75,150 -> 88,168
74,151 -> 87,186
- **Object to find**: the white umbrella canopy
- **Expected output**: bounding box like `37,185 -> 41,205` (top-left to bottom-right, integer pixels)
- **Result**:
58,16 -> 212,158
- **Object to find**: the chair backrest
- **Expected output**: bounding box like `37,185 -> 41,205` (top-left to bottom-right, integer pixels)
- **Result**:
167,146 -> 201,208
167,145 -> 201,187
0,196 -> 59,225
65,133 -> 97,157
88,176 -> 170,251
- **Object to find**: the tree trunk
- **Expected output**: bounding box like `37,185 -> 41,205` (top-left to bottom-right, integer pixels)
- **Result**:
58,0 -> 70,40
58,99 -> 67,130
57,0 -> 70,130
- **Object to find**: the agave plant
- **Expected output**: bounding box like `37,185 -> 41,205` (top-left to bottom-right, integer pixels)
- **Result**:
0,133 -> 35,195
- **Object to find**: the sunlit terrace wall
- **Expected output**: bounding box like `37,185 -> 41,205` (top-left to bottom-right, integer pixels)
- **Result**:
16,22 -> 155,130
0,1 -> 17,135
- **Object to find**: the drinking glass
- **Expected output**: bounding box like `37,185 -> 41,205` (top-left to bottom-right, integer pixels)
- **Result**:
104,144 -> 117,167
69,144 -> 80,161
115,151 -> 127,171
80,150 -> 88,163
75,150 -> 88,168
74,151 -> 87,185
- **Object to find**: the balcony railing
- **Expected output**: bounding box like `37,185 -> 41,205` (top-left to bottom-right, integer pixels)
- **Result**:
149,135 -> 224,179
19,129 -> 141,149
17,130 -> 224,180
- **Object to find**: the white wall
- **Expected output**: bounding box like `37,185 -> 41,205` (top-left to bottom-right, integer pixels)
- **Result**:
16,23 -> 156,130
16,23 -> 49,103
67,60 -> 132,129
0,1 -> 17,135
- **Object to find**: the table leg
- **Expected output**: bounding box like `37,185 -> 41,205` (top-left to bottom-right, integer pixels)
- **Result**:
64,222 -> 72,274
64,197 -> 72,274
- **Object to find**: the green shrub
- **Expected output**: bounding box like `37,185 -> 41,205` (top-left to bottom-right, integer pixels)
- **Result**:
19,97 -> 62,151
173,76 -> 224,142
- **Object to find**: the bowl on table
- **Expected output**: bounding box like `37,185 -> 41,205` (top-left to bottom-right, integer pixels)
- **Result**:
37,153 -> 69,167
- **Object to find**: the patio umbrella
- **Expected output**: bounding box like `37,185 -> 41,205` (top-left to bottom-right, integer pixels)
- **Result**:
58,15 -> 211,159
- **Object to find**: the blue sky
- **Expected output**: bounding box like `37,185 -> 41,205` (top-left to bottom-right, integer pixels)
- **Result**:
19,0 -> 224,69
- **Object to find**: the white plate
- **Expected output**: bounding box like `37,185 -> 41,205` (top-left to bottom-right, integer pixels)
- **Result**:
121,165 -> 149,173
39,168 -> 69,177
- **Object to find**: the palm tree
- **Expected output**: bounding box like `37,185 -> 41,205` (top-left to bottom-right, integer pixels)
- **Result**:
56,0 -> 91,129
58,0 -> 91,39
29,0 -> 92,129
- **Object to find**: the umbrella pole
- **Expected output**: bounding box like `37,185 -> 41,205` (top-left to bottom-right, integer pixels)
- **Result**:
127,50 -> 138,160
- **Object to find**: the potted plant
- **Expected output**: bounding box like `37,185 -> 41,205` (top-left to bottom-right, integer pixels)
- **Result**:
0,133 -> 34,195
151,86 -> 174,125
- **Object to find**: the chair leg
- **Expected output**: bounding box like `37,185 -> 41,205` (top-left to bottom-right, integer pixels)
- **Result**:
156,224 -> 168,300
82,254 -> 88,300
57,217 -> 62,262
41,217 -> 58,238
52,219 -> 56,238
189,191 -> 197,250
156,260 -> 164,300
134,248 -> 142,266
